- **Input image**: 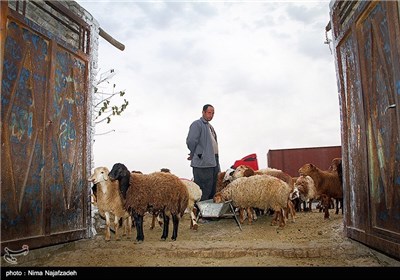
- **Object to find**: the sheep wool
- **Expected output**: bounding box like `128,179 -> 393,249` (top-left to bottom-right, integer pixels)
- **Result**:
218,175 -> 292,213
126,172 -> 189,217
294,175 -> 316,202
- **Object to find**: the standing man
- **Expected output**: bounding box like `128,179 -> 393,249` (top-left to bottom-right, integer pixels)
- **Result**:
186,104 -> 220,201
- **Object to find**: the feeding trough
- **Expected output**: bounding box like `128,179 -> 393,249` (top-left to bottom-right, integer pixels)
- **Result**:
196,199 -> 242,230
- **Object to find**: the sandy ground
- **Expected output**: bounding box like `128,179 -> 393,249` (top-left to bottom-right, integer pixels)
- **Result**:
2,208 -> 399,270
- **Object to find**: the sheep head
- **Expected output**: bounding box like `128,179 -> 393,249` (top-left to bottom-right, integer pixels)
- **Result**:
294,176 -> 313,201
222,168 -> 235,182
298,163 -> 316,176
289,187 -> 300,200
213,192 -> 225,203
109,163 -> 131,181
88,167 -> 110,184
328,158 -> 342,172
109,163 -> 131,199
232,165 -> 255,179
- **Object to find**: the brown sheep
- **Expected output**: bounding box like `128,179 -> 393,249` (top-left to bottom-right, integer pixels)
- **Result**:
108,163 -> 189,242
153,168 -> 202,231
88,167 -> 132,241
328,158 -> 343,214
298,163 -> 343,219
216,168 -> 235,193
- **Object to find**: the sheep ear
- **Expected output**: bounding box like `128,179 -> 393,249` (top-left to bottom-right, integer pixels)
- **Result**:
244,168 -> 254,177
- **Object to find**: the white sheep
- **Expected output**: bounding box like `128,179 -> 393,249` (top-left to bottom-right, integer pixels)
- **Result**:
213,174 -> 292,228
231,165 -> 296,224
180,178 -> 202,230
290,175 -> 317,211
88,167 -> 132,241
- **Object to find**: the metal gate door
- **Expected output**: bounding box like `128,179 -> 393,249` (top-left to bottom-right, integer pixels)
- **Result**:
331,0 -> 400,259
1,1 -> 91,253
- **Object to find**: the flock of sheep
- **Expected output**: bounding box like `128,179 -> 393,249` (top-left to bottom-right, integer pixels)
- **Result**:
88,158 -> 343,243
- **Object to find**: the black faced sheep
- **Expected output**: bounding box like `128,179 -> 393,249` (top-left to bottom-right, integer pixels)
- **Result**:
290,176 -> 302,211
108,163 -> 189,242
213,174 -> 292,228
298,163 -> 343,219
88,167 -> 132,241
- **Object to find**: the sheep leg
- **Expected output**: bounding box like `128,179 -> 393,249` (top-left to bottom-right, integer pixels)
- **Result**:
190,209 -> 198,230
113,215 -> 120,241
335,199 -> 339,214
239,208 -> 246,224
105,212 -> 111,241
324,207 -> 330,219
287,200 -> 296,223
341,199 -> 344,214
302,201 -> 307,212
271,210 -> 278,226
278,209 -> 286,228
150,213 -> 156,230
122,216 -> 132,237
161,212 -> 169,241
247,207 -> 253,225
171,213 -> 179,241
126,216 -> 132,239
190,208 -> 194,229
252,208 -> 258,221
122,218 -> 127,236
133,213 -> 144,243
157,213 -> 163,227
335,198 -> 343,215
320,195 -> 331,219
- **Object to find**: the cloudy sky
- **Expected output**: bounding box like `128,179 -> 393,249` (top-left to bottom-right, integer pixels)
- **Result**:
76,0 -> 341,179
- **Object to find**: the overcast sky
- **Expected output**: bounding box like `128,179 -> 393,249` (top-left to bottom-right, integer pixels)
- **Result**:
76,0 -> 341,179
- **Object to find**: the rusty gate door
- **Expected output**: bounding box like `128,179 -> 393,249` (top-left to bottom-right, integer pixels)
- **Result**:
330,0 -> 400,259
1,1 -> 91,253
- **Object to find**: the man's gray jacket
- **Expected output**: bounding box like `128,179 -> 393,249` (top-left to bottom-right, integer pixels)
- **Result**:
186,117 -> 217,168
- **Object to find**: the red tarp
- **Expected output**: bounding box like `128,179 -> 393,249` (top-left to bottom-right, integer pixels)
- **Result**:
232,153 -> 259,171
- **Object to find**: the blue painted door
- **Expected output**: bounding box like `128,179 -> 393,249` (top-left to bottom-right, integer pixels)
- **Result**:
1,6 -> 90,253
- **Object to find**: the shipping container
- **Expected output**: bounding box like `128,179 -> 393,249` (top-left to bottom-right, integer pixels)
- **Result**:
267,146 -> 341,177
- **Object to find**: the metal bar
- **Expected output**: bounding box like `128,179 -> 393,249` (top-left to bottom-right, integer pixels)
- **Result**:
229,202 -> 242,231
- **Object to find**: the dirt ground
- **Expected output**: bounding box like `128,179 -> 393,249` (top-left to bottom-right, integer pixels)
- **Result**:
2,208 -> 400,268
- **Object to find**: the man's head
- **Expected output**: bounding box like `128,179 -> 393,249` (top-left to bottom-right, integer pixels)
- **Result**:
202,104 -> 214,122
